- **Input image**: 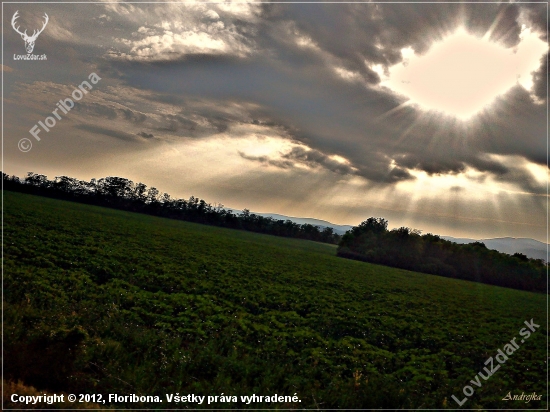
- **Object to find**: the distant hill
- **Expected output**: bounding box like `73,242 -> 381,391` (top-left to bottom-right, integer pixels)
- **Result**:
252,212 -> 353,234
442,236 -> 548,261
251,212 -> 547,261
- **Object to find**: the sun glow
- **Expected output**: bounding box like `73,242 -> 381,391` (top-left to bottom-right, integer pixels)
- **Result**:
381,27 -> 548,120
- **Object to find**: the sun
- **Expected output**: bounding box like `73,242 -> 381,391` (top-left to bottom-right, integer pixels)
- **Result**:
379,26 -> 547,120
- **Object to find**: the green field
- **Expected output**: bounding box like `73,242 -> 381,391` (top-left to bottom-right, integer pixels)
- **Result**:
4,191 -> 547,409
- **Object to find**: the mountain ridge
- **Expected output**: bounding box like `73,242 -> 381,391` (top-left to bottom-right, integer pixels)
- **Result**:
252,212 -> 547,261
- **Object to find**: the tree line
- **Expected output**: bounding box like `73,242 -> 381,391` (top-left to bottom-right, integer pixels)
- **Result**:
2,172 -> 341,244
337,217 -> 547,292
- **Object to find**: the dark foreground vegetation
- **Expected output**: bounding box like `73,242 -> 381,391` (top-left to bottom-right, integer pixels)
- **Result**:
4,172 -> 546,294
338,218 -> 547,293
2,172 -> 341,244
4,191 -> 546,409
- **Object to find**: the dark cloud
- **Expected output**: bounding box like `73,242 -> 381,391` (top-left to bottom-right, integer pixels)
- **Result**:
532,52 -> 548,103
519,3 -> 547,102
387,167 -> 414,183
158,114 -> 197,133
121,108 -> 147,123
522,2 -> 548,35
472,86 -> 547,166
73,102 -> 147,124
77,103 -> 118,120
239,144 -> 415,184
93,2 -> 545,191
3,2 -> 547,223
208,116 -> 231,133
467,156 -> 509,176
461,3 -> 521,46
497,171 -> 547,196
394,154 -> 466,175
238,151 -> 294,170
259,2 -> 524,83
75,124 -> 139,142
281,146 -> 357,175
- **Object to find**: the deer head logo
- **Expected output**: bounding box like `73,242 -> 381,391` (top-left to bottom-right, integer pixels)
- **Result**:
11,11 -> 49,54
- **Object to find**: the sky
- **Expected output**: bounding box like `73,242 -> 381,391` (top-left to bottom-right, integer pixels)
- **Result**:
2,1 -> 548,242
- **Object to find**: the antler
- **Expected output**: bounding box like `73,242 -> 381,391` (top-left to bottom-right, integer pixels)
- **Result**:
11,10 -> 28,38
28,13 -> 48,41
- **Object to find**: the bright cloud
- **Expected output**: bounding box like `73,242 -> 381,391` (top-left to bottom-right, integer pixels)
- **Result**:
381,26 -> 548,119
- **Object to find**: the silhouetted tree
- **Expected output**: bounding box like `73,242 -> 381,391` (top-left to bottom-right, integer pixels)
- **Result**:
3,172 -> 341,245
338,218 -> 547,292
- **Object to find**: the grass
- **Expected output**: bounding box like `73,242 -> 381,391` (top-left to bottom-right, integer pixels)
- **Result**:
3,190 -> 547,409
